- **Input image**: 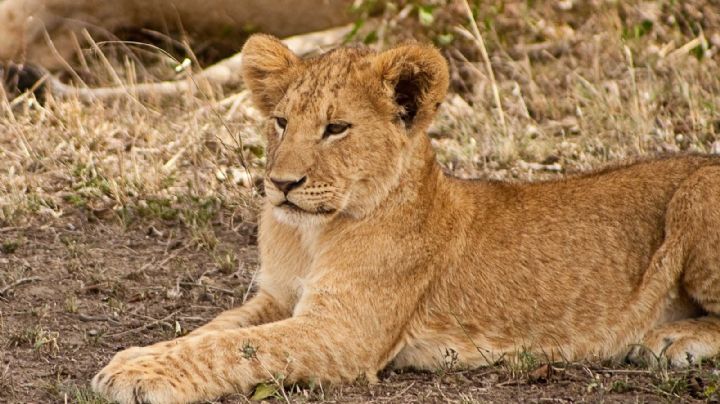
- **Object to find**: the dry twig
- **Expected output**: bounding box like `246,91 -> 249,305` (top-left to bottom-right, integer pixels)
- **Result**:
0,276 -> 41,296
46,24 -> 355,101
78,313 -> 121,324
107,310 -> 179,338
458,0 -> 507,136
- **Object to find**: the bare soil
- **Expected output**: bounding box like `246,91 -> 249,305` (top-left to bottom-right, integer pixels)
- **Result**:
2,215 -> 719,403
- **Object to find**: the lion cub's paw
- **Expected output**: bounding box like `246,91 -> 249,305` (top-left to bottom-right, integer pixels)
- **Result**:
627,333 -> 713,368
92,346 -> 192,404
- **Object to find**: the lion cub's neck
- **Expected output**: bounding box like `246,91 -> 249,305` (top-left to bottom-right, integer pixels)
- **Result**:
389,134 -> 444,212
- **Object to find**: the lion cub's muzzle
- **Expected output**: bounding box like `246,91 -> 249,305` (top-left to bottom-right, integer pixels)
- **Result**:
265,175 -> 338,216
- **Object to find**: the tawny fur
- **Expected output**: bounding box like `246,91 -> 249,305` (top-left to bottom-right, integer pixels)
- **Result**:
0,0 -> 355,69
92,36 -> 720,404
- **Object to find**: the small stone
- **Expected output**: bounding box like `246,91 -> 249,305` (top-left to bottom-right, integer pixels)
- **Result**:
166,287 -> 182,299
711,140 -> 720,155
147,226 -> 163,238
557,1 -> 573,11
712,33 -> 720,49
525,124 -> 540,138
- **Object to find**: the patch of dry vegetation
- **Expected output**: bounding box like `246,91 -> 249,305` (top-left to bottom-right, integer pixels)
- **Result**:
431,0 -> 720,179
2,0 -> 720,227
0,84 -> 261,228
2,0 -> 720,402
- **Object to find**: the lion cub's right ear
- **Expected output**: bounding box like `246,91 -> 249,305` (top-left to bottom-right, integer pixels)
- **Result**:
241,34 -> 301,115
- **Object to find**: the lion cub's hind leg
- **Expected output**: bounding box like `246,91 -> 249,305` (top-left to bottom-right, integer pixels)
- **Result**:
630,165 -> 720,367
679,166 -> 720,315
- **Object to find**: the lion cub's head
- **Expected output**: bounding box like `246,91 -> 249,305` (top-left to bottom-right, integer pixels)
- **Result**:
241,35 -> 448,225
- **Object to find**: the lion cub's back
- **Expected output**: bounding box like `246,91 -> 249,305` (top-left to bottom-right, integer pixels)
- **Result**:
469,154 -> 720,229
459,155 -> 720,272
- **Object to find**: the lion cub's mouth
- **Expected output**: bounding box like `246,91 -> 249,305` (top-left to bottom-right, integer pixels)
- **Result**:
278,201 -> 336,215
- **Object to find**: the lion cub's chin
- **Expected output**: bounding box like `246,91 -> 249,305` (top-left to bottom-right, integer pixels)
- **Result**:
272,205 -> 336,228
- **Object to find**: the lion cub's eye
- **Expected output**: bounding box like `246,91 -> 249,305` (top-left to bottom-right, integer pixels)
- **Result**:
323,122 -> 351,139
274,117 -> 287,137
275,117 -> 287,130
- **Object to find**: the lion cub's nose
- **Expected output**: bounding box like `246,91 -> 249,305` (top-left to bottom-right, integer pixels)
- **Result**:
270,176 -> 307,195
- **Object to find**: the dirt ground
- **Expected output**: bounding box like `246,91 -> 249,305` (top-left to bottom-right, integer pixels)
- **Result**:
1,216 -> 720,403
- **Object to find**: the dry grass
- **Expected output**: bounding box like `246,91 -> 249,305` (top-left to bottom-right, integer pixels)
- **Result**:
2,0 -> 720,402
0,90 -> 261,229
2,1 -> 720,226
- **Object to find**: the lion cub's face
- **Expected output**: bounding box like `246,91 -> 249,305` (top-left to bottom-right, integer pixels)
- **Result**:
241,35 -> 448,226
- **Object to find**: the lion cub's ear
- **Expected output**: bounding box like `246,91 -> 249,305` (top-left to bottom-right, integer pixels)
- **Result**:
241,34 -> 301,115
370,43 -> 449,131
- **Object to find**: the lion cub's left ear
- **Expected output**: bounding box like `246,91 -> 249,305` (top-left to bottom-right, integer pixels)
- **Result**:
370,43 -> 449,131
241,34 -> 301,115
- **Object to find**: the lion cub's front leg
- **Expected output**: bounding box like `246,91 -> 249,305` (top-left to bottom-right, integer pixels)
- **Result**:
92,309 -> 387,404
91,290 -> 292,396
188,290 -> 291,336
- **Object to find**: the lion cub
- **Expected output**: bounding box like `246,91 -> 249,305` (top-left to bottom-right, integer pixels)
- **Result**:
92,35 -> 720,403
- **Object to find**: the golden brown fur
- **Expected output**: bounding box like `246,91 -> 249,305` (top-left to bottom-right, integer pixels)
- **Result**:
0,0 -> 355,69
91,35 -> 720,404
